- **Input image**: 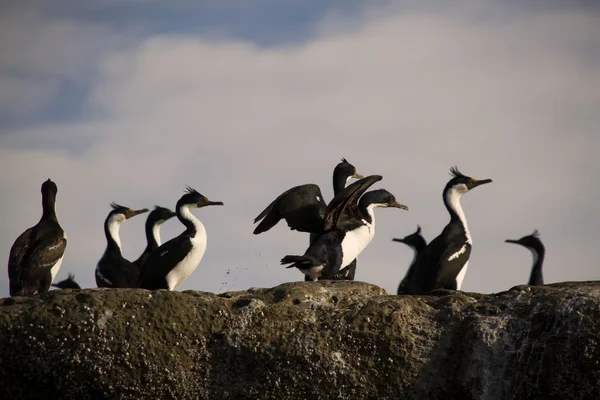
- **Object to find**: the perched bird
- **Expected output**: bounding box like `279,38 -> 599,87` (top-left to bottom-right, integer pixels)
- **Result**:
95,203 -> 149,288
505,230 -> 545,286
134,205 -> 177,274
401,167 -> 492,295
253,158 -> 363,280
138,187 -> 223,290
51,272 -> 81,289
281,175 -> 408,280
393,225 -> 427,295
8,179 -> 67,296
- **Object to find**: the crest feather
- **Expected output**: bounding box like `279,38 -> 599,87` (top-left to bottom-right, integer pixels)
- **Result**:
532,229 -> 540,238
110,202 -> 127,210
185,186 -> 199,195
449,166 -> 464,178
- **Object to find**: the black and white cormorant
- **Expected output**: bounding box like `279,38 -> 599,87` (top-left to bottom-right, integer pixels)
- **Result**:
138,187 -> 223,290
392,225 -> 427,295
505,230 -> 545,286
253,158 -> 363,280
51,272 -> 81,289
281,175 -> 408,280
133,205 -> 176,274
95,203 -> 149,288
8,179 -> 67,296
401,167 -> 492,295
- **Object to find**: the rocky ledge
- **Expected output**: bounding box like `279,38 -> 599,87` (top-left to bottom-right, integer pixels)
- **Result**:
0,281 -> 598,400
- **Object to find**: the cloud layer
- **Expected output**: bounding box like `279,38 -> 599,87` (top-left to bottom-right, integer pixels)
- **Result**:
1,1 -> 599,297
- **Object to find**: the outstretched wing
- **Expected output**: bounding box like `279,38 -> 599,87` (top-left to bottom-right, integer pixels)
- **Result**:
253,184 -> 327,234
323,175 -> 382,231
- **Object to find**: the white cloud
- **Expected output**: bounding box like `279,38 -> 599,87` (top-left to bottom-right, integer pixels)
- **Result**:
1,2 -> 599,297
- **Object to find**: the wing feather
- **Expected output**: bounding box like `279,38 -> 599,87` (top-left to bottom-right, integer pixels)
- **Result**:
323,175 -> 382,231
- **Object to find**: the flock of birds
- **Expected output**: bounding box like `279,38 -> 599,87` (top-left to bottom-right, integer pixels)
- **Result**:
6,159 -> 546,297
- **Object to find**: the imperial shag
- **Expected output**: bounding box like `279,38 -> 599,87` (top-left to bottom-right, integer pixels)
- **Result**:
8,179 -> 67,296
95,203 -> 149,288
138,187 -> 223,290
253,158 -> 363,280
281,175 -> 408,280
401,167 -> 492,294
505,230 -> 545,286
134,205 -> 176,274
51,272 -> 81,289
393,225 -> 427,295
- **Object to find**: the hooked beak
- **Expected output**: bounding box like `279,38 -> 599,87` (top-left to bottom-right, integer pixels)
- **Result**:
199,200 -> 224,207
390,201 -> 409,211
471,178 -> 493,189
352,172 -> 365,180
127,208 -> 149,219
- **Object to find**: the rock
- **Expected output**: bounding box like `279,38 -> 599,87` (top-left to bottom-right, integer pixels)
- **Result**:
0,281 -> 599,399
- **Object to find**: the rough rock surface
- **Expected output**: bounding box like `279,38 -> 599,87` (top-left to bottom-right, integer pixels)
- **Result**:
0,281 -> 599,400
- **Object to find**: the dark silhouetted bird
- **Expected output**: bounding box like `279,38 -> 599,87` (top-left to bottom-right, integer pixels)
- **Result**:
506,230 -> 545,286
8,179 -> 67,296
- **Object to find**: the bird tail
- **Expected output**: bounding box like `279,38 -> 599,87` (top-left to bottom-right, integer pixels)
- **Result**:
280,255 -> 320,269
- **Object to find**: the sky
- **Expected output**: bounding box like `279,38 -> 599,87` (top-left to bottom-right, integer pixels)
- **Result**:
1,0 -> 599,298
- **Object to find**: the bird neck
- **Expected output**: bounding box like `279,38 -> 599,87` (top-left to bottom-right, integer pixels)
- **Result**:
410,238 -> 428,255
144,218 -> 163,251
358,201 -> 377,225
333,171 -> 352,195
443,186 -> 471,243
177,204 -> 203,235
104,216 -> 123,253
41,190 -> 58,222
528,247 -> 545,285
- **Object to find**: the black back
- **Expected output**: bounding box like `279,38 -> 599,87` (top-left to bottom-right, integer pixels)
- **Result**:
138,233 -> 194,290
9,220 -> 67,296
96,254 -> 140,288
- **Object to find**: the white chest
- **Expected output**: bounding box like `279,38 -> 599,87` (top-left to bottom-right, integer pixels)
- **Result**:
455,261 -> 469,290
166,229 -> 207,290
340,222 -> 374,268
50,257 -> 64,283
